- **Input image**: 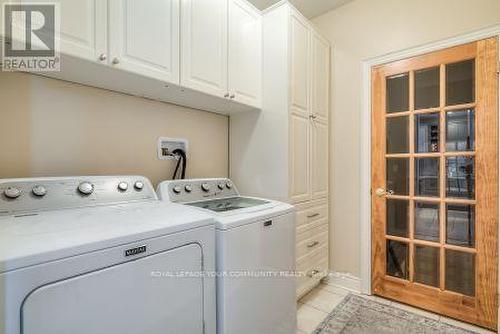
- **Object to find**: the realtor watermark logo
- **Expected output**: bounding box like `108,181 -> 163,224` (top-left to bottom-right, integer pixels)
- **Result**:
2,3 -> 60,72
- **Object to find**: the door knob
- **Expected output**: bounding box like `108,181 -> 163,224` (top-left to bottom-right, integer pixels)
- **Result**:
375,188 -> 394,197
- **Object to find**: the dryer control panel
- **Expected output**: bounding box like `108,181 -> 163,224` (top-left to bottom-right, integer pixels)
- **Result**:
0,176 -> 156,216
159,178 -> 239,203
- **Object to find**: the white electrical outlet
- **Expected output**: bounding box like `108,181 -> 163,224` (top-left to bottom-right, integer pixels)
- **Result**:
157,137 -> 188,160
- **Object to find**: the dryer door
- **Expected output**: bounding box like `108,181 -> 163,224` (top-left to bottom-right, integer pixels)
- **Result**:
22,243 -> 204,334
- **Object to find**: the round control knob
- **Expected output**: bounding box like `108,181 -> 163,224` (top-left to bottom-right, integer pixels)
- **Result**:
134,181 -> 144,191
78,182 -> 94,195
218,183 -> 224,190
185,185 -> 193,193
226,181 -> 233,189
4,187 -> 21,199
118,182 -> 129,192
173,186 -> 182,194
32,185 -> 47,197
201,183 -> 210,192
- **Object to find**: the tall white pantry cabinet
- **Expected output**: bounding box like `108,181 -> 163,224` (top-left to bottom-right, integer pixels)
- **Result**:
230,2 -> 331,298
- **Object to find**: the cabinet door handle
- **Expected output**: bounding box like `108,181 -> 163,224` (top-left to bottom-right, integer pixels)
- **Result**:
307,269 -> 320,278
307,241 -> 319,248
98,53 -> 107,61
230,94 -> 235,99
112,57 -> 120,65
307,213 -> 320,218
224,93 -> 230,98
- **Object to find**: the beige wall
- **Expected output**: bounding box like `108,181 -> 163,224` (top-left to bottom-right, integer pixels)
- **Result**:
0,72 -> 228,186
312,0 -> 500,277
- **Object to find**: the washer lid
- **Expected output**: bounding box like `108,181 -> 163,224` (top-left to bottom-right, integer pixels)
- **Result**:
0,202 -> 214,273
186,196 -> 270,213
187,198 -> 295,230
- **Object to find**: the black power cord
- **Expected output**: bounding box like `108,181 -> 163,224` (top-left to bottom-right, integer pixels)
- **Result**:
172,149 -> 187,179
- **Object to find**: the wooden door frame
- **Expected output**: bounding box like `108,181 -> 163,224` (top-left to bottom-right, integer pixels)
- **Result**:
359,24 -> 500,322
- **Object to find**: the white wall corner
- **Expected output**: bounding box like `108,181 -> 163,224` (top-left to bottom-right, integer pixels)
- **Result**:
323,271 -> 362,293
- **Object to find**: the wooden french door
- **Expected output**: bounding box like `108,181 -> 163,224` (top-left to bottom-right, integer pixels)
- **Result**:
371,37 -> 499,330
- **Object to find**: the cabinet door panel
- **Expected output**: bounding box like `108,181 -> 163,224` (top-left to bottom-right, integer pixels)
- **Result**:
290,113 -> 311,203
228,0 -> 261,108
312,32 -> 329,121
109,0 -> 179,83
290,13 -> 310,116
181,0 -> 227,97
20,0 -> 107,61
312,120 -> 328,199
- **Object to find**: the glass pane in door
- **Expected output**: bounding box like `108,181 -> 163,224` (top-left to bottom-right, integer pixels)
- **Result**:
446,109 -> 475,152
415,113 -> 440,153
446,204 -> 475,247
387,158 -> 409,195
414,202 -> 439,242
386,240 -> 408,279
414,246 -> 440,287
415,67 -> 440,109
387,116 -> 409,154
445,250 -> 475,296
387,199 -> 409,237
415,158 -> 439,197
446,60 -> 475,106
386,73 -> 409,113
446,157 -> 475,199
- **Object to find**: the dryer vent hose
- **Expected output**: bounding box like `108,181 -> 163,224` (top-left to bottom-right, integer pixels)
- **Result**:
172,149 -> 187,179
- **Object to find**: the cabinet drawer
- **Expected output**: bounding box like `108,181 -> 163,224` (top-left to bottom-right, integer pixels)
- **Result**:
296,224 -> 328,260
297,244 -> 328,271
296,248 -> 329,298
296,220 -> 328,243
296,202 -> 328,234
297,258 -> 328,296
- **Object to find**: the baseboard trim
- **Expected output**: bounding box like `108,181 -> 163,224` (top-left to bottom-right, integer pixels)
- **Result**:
323,271 -> 362,293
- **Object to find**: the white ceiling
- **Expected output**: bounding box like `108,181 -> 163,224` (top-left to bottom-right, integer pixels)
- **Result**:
248,0 -> 353,18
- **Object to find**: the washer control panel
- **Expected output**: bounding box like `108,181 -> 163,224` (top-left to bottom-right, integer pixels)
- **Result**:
163,178 -> 239,203
0,176 -> 156,216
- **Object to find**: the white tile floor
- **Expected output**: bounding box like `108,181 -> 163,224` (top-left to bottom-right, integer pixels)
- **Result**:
296,283 -> 496,334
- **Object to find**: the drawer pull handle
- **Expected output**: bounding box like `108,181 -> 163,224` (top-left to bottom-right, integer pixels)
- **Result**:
307,241 -> 319,248
307,213 -> 320,218
263,220 -> 273,227
307,269 -> 320,278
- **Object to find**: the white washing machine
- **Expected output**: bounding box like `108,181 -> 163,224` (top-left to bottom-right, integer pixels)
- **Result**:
0,176 -> 216,334
157,178 -> 296,334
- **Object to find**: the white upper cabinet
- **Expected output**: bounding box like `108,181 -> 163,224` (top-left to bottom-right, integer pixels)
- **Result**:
109,0 -> 180,83
311,31 -> 330,121
21,0 -> 107,62
11,0 -> 264,113
289,12 -> 310,117
181,0 -> 228,98
228,0 -> 262,108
